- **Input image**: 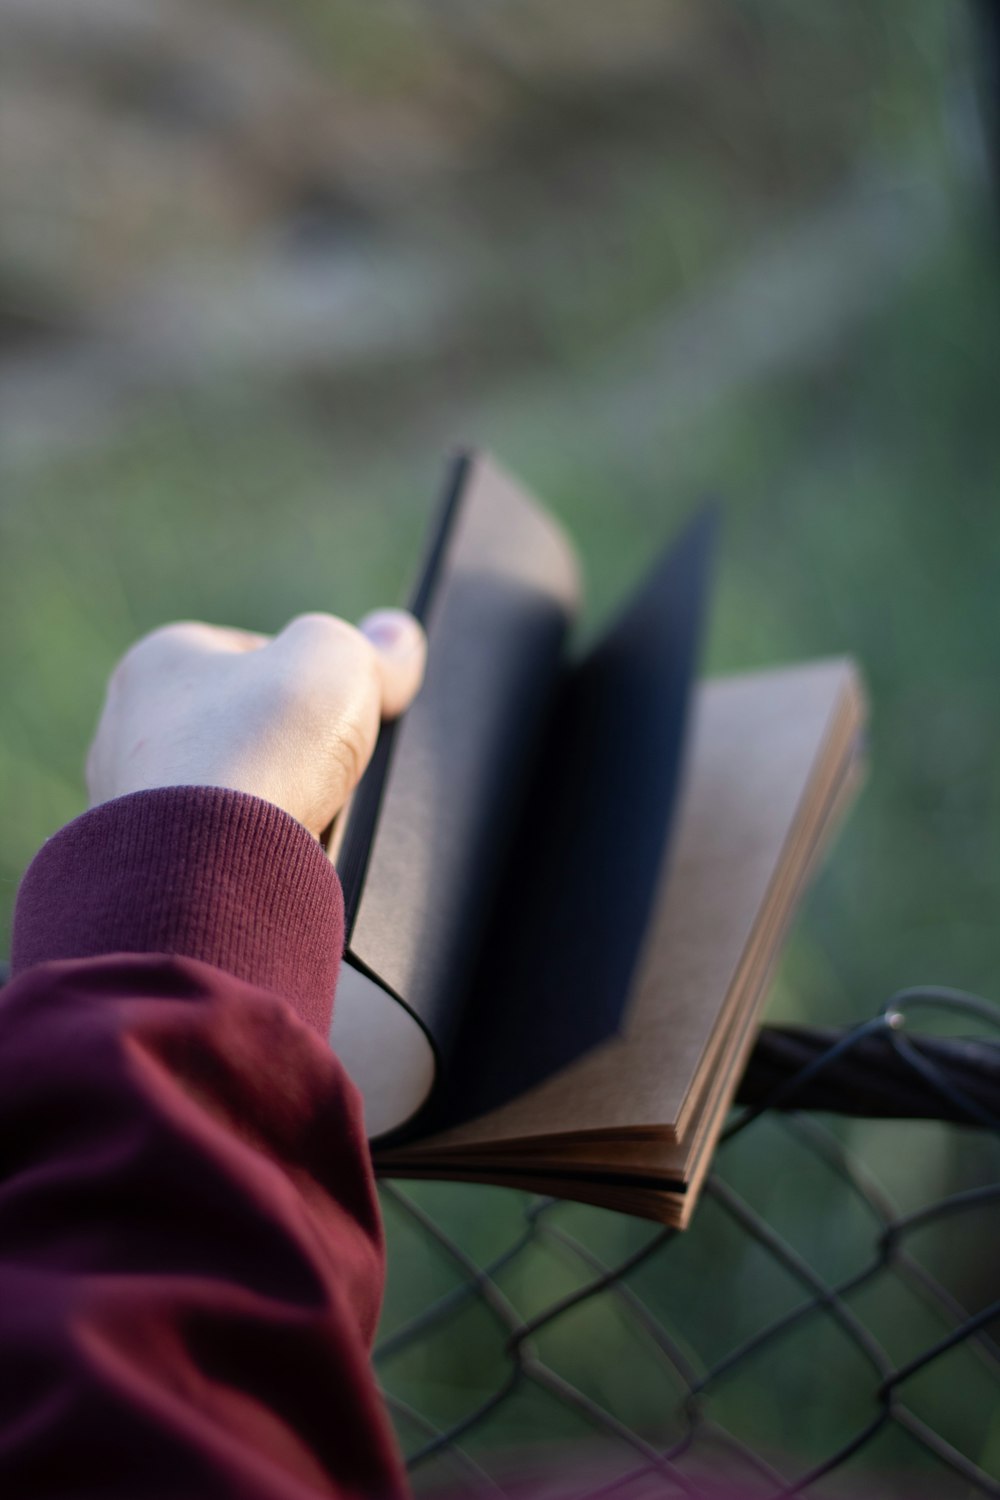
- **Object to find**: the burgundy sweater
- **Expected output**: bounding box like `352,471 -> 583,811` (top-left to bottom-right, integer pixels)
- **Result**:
3,787 -> 409,1499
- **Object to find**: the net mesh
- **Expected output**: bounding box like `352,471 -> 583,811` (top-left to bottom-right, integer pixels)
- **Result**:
376,990 -> 1000,1498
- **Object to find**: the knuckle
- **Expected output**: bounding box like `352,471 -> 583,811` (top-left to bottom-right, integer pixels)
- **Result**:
143,620 -> 204,648
114,621 -> 200,675
288,612 -> 355,643
286,613 -> 380,682
109,638 -> 145,688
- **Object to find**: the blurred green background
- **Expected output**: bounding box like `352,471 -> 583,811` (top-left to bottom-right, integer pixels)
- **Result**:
2,1 -> 998,1493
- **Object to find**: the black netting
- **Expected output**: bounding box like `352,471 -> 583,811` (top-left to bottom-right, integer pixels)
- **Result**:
377,990 -> 1000,1498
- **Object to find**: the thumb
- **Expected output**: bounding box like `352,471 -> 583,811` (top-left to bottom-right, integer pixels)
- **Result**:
358,609 -> 427,719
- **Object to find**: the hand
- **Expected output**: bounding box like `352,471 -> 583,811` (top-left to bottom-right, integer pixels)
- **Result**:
86,610 -> 427,838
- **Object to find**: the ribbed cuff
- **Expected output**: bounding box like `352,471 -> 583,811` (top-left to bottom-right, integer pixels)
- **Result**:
11,787 -> 344,1037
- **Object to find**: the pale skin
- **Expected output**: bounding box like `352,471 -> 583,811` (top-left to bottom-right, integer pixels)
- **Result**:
86,608 -> 428,837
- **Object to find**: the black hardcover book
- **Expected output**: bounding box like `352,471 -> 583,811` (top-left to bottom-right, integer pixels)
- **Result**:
329,451 -> 712,1140
327,452 -> 865,1228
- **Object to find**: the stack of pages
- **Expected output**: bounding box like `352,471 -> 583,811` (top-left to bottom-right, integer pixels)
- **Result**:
328,454 -> 865,1227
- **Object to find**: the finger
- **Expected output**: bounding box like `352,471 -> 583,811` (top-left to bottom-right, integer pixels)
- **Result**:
118,621 -> 268,677
269,611 -> 384,728
216,626 -> 270,653
160,623 -> 269,654
358,609 -> 427,719
269,613 -> 384,809
270,612 -> 376,678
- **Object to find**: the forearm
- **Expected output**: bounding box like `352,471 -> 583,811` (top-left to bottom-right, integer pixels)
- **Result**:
2,789 -> 407,1499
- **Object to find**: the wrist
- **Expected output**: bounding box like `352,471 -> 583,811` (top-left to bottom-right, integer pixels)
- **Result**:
13,787 -> 344,1036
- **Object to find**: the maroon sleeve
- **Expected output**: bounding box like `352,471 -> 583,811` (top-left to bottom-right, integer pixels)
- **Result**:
1,788 -> 409,1500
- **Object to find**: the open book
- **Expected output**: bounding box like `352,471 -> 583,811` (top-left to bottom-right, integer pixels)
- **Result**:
329,453 -> 865,1227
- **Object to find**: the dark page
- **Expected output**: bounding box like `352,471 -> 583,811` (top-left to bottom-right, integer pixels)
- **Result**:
433,508 -> 716,1128
344,452 -> 581,1069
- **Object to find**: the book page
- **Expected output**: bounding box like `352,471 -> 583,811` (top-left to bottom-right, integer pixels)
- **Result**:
391,659 -> 864,1150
